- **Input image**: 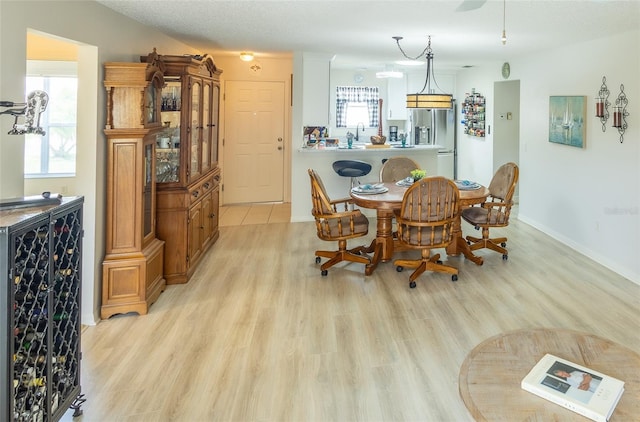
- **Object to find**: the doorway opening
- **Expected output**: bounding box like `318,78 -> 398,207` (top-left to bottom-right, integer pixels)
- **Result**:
493,79 -> 520,202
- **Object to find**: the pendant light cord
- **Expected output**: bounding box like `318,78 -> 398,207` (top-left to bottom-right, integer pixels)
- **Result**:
393,36 -> 430,61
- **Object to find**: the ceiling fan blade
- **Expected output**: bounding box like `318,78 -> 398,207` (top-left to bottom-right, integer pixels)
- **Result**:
455,0 -> 487,12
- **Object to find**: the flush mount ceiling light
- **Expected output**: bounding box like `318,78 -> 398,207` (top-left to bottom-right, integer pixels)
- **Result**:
393,35 -> 452,109
239,52 -> 254,62
376,70 -> 403,79
395,60 -> 424,67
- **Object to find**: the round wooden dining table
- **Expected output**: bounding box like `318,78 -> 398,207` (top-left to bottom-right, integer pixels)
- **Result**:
350,181 -> 489,275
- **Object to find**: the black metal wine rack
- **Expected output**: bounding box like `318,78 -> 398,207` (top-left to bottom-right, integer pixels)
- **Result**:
1,197 -> 84,421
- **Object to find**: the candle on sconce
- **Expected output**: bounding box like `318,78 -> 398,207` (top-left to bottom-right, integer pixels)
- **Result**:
613,106 -> 622,127
595,97 -> 604,117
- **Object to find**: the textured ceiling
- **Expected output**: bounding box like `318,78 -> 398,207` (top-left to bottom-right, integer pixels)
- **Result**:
96,0 -> 640,71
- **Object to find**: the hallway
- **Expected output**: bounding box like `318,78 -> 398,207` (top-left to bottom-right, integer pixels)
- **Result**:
219,202 -> 291,227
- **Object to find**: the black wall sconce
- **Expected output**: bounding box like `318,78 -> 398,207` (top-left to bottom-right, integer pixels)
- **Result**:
612,84 -> 628,143
595,76 -> 610,132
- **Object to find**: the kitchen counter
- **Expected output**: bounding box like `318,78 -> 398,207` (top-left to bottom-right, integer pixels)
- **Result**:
298,144 -> 443,152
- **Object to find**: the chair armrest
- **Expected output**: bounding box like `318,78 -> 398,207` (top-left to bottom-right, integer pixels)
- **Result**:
330,197 -> 354,212
481,196 -> 513,209
482,200 -> 510,209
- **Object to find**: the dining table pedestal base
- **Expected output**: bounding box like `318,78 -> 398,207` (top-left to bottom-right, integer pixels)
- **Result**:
446,232 -> 484,265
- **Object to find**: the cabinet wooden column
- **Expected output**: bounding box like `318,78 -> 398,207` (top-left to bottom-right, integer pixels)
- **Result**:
102,50 -> 166,318
141,53 -> 222,284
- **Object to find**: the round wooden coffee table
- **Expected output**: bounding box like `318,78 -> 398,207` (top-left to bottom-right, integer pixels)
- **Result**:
459,328 -> 640,421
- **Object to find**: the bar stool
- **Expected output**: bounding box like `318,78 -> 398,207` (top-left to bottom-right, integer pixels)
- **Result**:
332,160 -> 372,189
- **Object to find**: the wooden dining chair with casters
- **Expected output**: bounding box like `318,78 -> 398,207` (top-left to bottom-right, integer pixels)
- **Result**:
394,177 -> 460,288
308,169 -> 374,276
379,156 -> 421,182
380,156 -> 422,243
461,162 -> 519,260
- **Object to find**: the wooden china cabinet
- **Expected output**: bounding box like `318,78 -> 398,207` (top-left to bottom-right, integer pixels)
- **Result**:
140,53 -> 222,284
101,50 -> 167,318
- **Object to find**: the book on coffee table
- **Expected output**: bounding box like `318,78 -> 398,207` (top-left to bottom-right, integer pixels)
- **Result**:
521,353 -> 625,422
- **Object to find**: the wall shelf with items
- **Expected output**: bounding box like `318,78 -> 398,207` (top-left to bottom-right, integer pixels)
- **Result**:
462,90 -> 486,137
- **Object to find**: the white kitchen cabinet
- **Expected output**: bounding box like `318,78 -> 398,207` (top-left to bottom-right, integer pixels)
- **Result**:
301,53 -> 332,125
387,76 -> 407,120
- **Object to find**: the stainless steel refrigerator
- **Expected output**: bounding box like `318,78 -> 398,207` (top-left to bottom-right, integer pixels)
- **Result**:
409,100 -> 457,180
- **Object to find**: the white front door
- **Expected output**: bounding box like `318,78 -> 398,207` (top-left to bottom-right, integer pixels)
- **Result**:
224,81 -> 285,204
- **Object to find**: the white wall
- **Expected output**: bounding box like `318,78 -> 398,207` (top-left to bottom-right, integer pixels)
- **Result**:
455,68 -> 497,187
456,30 -> 639,284
1,0 -> 201,324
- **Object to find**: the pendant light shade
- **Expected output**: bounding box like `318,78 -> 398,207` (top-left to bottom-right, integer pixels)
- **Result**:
393,36 -> 452,109
406,93 -> 453,109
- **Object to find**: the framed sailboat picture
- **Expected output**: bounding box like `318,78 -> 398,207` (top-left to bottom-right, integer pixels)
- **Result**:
549,96 -> 587,148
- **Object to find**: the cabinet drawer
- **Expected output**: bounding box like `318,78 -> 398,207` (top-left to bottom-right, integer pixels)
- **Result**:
212,169 -> 221,188
189,176 -> 214,205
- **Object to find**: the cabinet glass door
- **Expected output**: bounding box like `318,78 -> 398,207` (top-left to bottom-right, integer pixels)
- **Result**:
143,141 -> 154,241
211,84 -> 220,166
158,80 -> 181,184
189,78 -> 201,182
201,81 -> 211,173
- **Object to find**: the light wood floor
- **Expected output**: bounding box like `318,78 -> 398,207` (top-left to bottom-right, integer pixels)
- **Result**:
68,208 -> 640,421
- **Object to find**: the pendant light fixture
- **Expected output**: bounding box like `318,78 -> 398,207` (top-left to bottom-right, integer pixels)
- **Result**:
501,0 -> 507,45
393,35 -> 453,109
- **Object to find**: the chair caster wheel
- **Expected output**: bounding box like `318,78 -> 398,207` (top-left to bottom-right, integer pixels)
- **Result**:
466,240 -> 471,245
396,266 -> 404,272
501,242 -> 507,247
451,274 -> 458,282
502,254 -> 508,260
315,256 -> 321,264
437,260 -> 443,264
321,269 -> 328,276
409,281 -> 416,289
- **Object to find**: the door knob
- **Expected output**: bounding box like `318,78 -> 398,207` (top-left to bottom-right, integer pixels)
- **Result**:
278,137 -> 283,142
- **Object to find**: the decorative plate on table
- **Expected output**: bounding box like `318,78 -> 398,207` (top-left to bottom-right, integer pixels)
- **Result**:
396,177 -> 415,187
455,180 -> 482,190
351,184 -> 389,194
